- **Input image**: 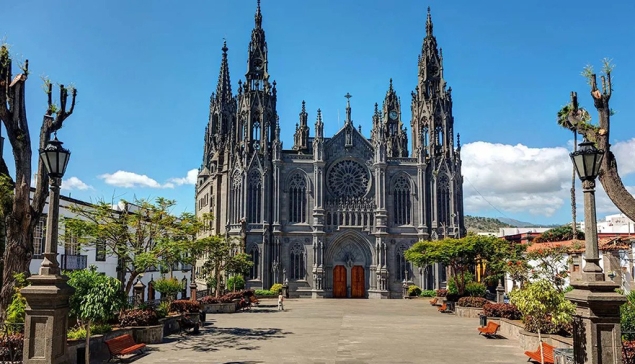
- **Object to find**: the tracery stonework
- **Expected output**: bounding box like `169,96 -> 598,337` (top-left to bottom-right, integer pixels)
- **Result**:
327,160 -> 370,198
195,4 -> 465,299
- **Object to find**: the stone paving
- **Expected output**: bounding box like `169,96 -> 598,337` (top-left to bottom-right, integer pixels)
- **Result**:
132,298 -> 530,364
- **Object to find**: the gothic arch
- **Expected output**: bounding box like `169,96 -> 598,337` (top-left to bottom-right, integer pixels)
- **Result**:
391,173 -> 414,225
247,169 -> 263,223
388,172 -> 415,195
286,170 -> 309,224
394,242 -> 413,282
289,242 -> 306,280
283,169 -> 313,193
230,169 -> 244,224
325,230 -> 373,267
247,243 -> 260,280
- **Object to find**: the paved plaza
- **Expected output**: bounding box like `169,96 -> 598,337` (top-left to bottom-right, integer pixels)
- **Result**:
130,299 -> 529,364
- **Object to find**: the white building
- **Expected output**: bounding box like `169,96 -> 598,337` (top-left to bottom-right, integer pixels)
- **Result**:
28,192 -> 194,300
580,213 -> 635,234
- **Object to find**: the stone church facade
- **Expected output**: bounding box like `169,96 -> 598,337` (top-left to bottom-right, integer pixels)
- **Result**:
195,2 -> 465,298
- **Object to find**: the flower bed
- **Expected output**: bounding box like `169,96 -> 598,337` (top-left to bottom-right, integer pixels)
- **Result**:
456,297 -> 489,308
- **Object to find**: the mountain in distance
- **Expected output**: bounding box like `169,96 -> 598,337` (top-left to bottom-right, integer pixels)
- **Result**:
497,217 -> 562,228
464,215 -> 513,233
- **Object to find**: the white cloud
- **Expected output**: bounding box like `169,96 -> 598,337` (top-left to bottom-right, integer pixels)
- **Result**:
99,170 -> 166,189
461,139 -> 635,219
612,138 -> 635,176
98,169 -> 198,189
462,141 -> 572,217
168,169 -> 198,186
61,177 -> 92,191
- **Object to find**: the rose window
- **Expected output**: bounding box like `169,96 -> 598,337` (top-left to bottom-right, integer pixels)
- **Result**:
327,160 -> 370,198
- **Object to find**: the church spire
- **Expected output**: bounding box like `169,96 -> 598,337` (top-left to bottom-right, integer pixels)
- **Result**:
426,6 -> 433,37
344,92 -> 353,125
246,0 -> 268,84
293,100 -> 310,152
255,0 -> 262,28
215,40 -> 232,104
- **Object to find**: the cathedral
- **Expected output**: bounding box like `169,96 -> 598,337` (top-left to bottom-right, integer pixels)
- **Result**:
195,2 -> 465,298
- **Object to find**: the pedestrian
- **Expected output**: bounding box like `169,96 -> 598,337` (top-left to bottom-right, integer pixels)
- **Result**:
278,290 -> 284,311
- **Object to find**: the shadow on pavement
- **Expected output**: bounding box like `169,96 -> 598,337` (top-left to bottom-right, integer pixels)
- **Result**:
169,326 -> 293,352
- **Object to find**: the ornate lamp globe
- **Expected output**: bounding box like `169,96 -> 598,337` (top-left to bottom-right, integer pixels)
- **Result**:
39,136 -> 71,178
570,137 -> 604,181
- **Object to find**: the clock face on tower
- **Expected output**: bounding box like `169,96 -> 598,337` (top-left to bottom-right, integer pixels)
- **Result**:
389,110 -> 398,120
253,59 -> 263,71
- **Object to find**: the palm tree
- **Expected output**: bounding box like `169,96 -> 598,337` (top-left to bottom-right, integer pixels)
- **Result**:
557,92 -> 590,238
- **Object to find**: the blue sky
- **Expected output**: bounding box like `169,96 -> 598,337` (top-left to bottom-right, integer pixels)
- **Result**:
2,0 -> 635,225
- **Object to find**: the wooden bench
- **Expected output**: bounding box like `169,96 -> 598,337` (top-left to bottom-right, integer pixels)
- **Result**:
438,302 -> 449,313
429,298 -> 438,306
524,342 -> 555,364
249,295 -> 260,306
105,334 -> 146,362
477,321 -> 500,338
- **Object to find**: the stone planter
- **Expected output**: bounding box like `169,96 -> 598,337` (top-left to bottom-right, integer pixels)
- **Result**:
66,327 -> 134,363
497,318 -> 573,351
130,324 -> 164,344
160,315 -> 180,336
454,306 -> 484,318
202,302 -> 237,313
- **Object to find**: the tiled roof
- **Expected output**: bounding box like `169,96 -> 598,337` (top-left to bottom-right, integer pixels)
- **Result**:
526,237 -> 632,253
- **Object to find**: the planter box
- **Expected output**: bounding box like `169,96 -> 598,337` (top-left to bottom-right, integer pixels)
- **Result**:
130,324 -> 164,344
160,316 -> 180,336
454,306 -> 484,318
202,302 -> 237,313
67,327 -> 133,363
497,318 -> 572,351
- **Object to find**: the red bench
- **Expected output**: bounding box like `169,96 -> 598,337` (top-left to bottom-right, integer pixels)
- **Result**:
477,321 -> 500,338
429,298 -> 438,306
524,342 -> 555,364
104,334 -> 146,362
438,302 -> 449,313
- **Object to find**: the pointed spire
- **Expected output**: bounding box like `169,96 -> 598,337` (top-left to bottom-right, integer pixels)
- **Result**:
389,78 -> 394,92
315,108 -> 324,139
255,0 -> 262,28
344,92 -> 352,124
215,40 -> 232,103
426,6 -> 433,36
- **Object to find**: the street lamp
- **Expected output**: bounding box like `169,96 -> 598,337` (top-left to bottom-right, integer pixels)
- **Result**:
570,137 -> 603,278
21,134 -> 74,364
566,136 -> 625,364
38,136 -> 71,273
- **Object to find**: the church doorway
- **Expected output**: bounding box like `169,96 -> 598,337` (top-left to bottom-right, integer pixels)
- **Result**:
333,265 -> 347,298
351,266 -> 365,298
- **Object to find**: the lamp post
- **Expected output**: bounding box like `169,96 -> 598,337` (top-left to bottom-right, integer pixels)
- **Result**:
565,137 -> 625,364
21,135 -> 75,364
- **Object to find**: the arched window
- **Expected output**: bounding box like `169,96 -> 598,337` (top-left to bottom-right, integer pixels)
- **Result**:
290,243 -> 305,280
248,245 -> 259,280
231,171 -> 242,223
248,170 -> 262,223
437,174 -> 450,226
393,176 -> 412,225
288,173 -> 307,223
396,245 -> 410,281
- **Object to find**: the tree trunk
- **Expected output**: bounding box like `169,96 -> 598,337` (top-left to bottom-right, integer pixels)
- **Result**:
576,74 -> 635,222
124,271 -> 139,295
84,321 -> 91,364
215,264 -> 222,298
538,329 -> 544,364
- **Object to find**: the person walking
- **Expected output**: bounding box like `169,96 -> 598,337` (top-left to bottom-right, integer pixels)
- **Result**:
278,290 -> 284,311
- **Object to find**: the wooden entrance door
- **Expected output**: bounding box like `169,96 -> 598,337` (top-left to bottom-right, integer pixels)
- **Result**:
351,265 -> 365,298
333,265 -> 347,298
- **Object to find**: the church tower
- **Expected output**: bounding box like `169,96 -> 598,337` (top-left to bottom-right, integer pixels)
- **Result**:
372,79 -> 408,157
410,7 -> 464,239
292,101 -> 310,152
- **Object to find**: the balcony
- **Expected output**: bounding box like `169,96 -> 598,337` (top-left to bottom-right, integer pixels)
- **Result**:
60,254 -> 88,271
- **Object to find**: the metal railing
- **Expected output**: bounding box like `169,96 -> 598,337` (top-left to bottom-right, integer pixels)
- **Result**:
60,254 -> 88,271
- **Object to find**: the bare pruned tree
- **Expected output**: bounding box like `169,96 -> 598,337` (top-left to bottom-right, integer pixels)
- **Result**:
0,45 -> 77,317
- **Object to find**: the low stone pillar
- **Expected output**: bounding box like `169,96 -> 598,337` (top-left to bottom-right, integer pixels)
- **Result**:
496,280 -> 505,303
133,279 -> 146,306
21,275 -> 75,364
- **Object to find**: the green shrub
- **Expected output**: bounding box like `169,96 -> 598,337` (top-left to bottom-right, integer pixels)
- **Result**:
228,275 -> 245,291
407,285 -> 422,296
169,299 -> 201,313
419,289 -> 436,297
457,297 -> 488,308
483,303 -> 522,320
622,291 -> 635,340
448,272 -> 474,295
255,289 -> 276,296
153,277 -> 182,299
5,273 -> 28,324
270,283 -> 283,294
155,301 -> 170,318
465,282 -> 487,297
563,285 -> 574,294
67,323 -> 112,340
